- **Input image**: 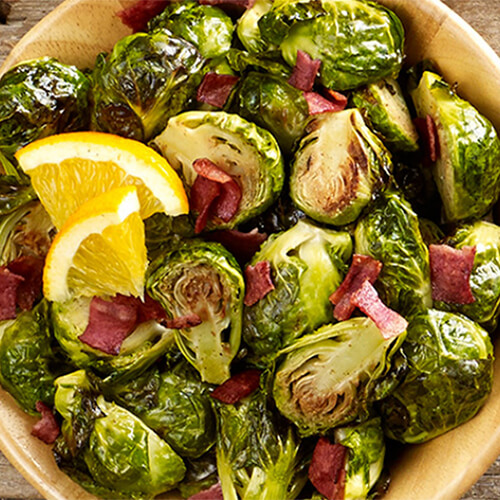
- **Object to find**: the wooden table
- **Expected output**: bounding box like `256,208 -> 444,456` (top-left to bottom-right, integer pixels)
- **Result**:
0,0 -> 499,498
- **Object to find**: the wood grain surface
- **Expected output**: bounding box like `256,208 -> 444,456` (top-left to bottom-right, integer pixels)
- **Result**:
0,0 -> 499,499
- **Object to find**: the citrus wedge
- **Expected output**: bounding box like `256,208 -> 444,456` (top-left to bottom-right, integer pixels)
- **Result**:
15,131 -> 188,229
43,185 -> 147,302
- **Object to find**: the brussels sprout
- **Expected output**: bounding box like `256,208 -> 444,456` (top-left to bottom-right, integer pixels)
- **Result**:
355,189 -> 432,317
290,109 -> 392,226
411,71 -> 500,222
228,71 -> 309,155
54,370 -> 186,497
148,0 -> 234,59
178,452 -> 218,498
91,31 -> 205,142
436,221 -> 500,330
243,220 -> 352,364
153,111 -> 285,229
351,77 -> 419,152
225,48 -> 292,79
418,218 -> 445,246
334,417 -> 386,500
146,239 -> 244,384
259,0 -> 405,90
236,0 -> 274,53
273,318 -> 405,436
0,57 -> 90,159
380,309 -> 494,443
52,296 -> 176,383
214,386 -> 308,500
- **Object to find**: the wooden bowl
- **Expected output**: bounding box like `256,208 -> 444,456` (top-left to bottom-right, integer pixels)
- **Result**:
1,1 -> 500,499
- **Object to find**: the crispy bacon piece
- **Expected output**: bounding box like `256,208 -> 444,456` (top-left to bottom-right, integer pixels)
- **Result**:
429,244 -> 476,304
191,175 -> 222,234
116,0 -> 170,33
188,482 -> 223,500
288,50 -> 321,92
323,88 -> 348,111
208,228 -> 268,264
414,114 -> 440,163
162,313 -> 202,329
308,437 -> 347,500
31,401 -> 60,444
351,281 -> 408,339
244,260 -> 274,307
199,0 -> 255,11
210,369 -> 261,404
137,293 -> 168,323
7,255 -> 44,311
197,73 -> 240,108
0,268 -> 24,321
304,91 -> 345,115
330,255 -> 383,321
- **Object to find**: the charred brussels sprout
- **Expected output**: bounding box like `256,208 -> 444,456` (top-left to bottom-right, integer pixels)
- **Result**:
0,57 -> 90,159
148,0 -> 234,59
153,111 -> 284,229
351,77 -> 419,152
91,32 -> 205,141
243,220 -> 352,364
236,0 -> 274,53
411,71 -> 500,222
228,71 -> 309,155
146,239 -> 244,384
380,309 -> 494,443
290,109 -> 391,226
259,0 -> 404,90
273,318 -> 405,436
355,189 -> 432,317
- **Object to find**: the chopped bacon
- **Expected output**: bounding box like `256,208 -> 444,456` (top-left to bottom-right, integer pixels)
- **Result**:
0,268 -> 24,321
199,0 -> 255,11
191,175 -> 222,234
208,228 -> 268,264
162,313 -> 202,329
244,260 -> 274,307
137,293 -> 168,323
330,255 -> 383,321
31,401 -> 60,444
197,73 -> 240,108
304,92 -> 345,115
288,51 -> 321,92
308,437 -> 347,500
210,369 -> 261,404
350,281 -> 408,339
414,114 -> 440,163
116,0 -> 170,33
7,255 -> 44,311
188,482 -> 223,500
323,89 -> 348,111
429,244 -> 476,304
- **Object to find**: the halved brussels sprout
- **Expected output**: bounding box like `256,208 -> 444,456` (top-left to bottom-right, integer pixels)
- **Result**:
225,48 -> 292,79
411,71 -> 500,222
259,0 -> 405,90
380,309 -> 494,443
236,0 -> 274,53
153,111 -> 285,229
273,317 -> 405,436
146,239 -> 244,384
243,220 -> 352,364
91,32 -> 205,142
352,78 -> 419,152
52,296 -> 176,383
148,0 -> 234,59
290,109 -> 392,226
355,189 -> 432,317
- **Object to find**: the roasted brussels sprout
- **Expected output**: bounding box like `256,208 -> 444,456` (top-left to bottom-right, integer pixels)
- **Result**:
380,309 -> 494,443
259,0 -> 405,90
228,71 -> 310,155
273,317 -> 405,436
91,31 -> 205,141
153,111 -> 285,229
236,0 -> 274,53
411,71 -> 500,222
243,220 -> 352,364
351,77 -> 419,152
0,57 -> 90,160
146,239 -> 244,384
148,0 -> 234,59
54,370 -> 186,497
355,189 -> 432,317
290,109 -> 392,226
225,48 -> 291,79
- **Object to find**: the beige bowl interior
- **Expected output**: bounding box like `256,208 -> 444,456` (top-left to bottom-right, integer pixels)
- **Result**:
1,1 -> 500,499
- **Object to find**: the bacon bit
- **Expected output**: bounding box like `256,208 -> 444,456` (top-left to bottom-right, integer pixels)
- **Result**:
330,255 -> 383,321
207,228 -> 268,264
188,483 -> 223,500
116,0 -> 170,33
0,268 -> 24,321
162,313 -> 202,329
304,92 -> 344,115
191,175 -> 222,234
244,260 -> 274,307
350,281 -> 408,339
323,89 -> 348,111
288,51 -> 321,92
199,0 -> 255,11
308,437 -> 347,500
429,244 -> 476,304
210,369 -> 261,404
197,73 -> 240,108
414,114 -> 440,163
7,255 -> 44,311
31,401 -> 60,444
137,293 -> 168,323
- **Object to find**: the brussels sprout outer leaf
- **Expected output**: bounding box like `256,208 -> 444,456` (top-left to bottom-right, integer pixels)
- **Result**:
31,401 -> 60,444
236,0 -> 274,53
